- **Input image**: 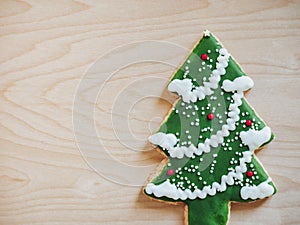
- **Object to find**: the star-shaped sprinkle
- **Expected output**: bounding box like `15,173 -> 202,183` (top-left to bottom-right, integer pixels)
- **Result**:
203,30 -> 210,37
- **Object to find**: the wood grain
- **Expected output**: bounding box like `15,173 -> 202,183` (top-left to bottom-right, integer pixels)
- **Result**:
1,1 -> 300,224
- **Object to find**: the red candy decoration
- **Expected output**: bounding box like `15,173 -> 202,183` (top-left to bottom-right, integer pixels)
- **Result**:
201,53 -> 208,60
246,170 -> 254,177
207,113 -> 214,120
245,120 -> 252,126
167,169 -> 174,176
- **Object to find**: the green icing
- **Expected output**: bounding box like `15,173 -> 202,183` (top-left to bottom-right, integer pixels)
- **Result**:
186,195 -> 229,225
144,32 -> 276,225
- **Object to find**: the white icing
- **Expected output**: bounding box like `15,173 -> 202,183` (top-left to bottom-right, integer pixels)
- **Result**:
222,76 -> 254,92
145,179 -> 183,200
168,48 -> 230,103
240,178 -> 275,200
148,133 -> 178,150
148,92 -> 243,159
240,126 -> 272,151
168,79 -> 197,103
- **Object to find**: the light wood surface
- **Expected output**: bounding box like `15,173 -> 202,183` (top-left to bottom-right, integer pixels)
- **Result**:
1,1 -> 300,225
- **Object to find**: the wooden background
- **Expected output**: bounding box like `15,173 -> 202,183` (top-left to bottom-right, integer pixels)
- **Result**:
1,1 -> 300,224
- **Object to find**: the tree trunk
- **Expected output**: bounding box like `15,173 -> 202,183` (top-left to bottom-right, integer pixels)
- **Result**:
186,197 -> 229,225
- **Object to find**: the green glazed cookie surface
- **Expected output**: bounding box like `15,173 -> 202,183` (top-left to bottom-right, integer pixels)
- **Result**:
144,31 -> 276,225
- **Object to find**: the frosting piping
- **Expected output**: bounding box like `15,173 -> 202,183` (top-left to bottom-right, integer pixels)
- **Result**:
240,178 -> 275,200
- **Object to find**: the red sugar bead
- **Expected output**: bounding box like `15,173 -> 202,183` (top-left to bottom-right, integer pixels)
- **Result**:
201,53 -> 208,60
167,169 -> 174,176
207,113 -> 214,120
246,170 -> 254,177
245,120 -> 252,126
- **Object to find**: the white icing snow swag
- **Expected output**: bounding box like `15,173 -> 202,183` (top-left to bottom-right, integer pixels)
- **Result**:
148,133 -> 178,150
221,76 -> 254,92
240,178 -> 275,200
146,126 -> 272,200
240,126 -> 271,151
168,48 -> 230,103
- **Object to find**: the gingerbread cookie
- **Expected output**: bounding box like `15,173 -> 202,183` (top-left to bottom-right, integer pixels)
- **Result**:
144,31 -> 276,225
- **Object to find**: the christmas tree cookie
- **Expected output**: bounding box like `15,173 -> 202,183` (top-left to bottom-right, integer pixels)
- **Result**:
144,31 -> 276,225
